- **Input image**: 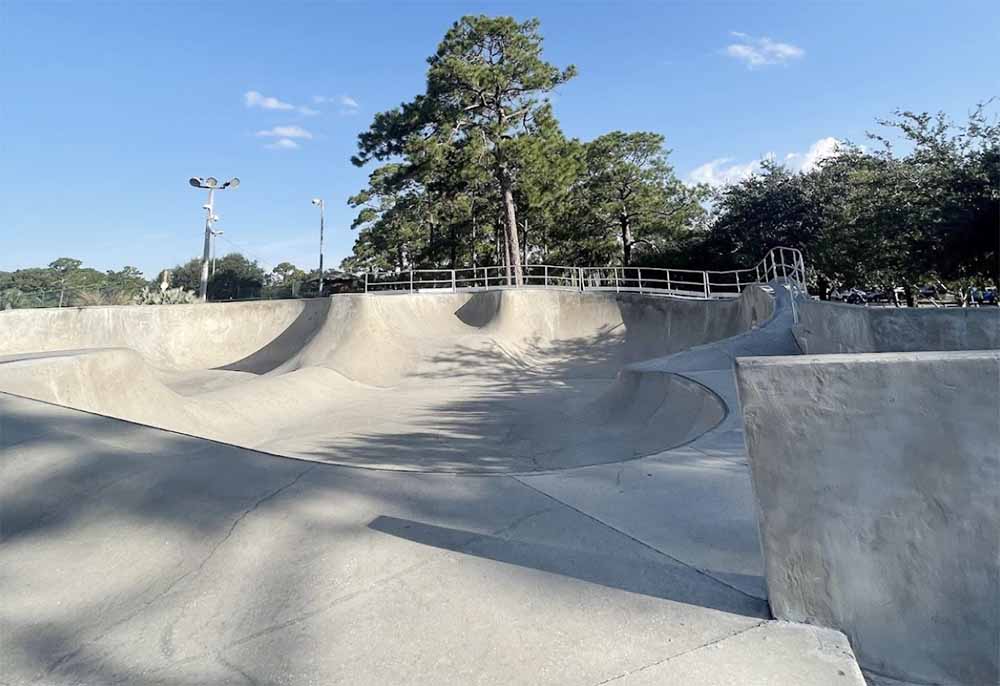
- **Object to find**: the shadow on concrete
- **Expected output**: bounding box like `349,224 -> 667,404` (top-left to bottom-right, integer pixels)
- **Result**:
368,515 -> 768,618
217,298 -> 332,374
2,396 -> 763,685
282,327 -> 721,473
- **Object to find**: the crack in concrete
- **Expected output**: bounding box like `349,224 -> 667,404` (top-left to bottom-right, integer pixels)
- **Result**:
93,505 -> 556,685
39,464 -> 317,678
591,621 -> 767,685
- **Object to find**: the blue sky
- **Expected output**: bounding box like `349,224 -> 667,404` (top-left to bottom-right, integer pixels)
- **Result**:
2,1 -> 998,277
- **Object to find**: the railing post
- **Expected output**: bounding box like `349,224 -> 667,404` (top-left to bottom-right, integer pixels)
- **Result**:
578,267 -> 584,292
364,272 -> 368,294
666,270 -> 671,294
544,265 -> 549,287
409,269 -> 414,294
451,269 -> 456,292
735,271 -> 741,293
637,268 -> 643,294
703,271 -> 710,298
615,267 -> 619,293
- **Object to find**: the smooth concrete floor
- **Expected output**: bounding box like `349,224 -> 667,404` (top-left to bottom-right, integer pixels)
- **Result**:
1,385 -> 865,685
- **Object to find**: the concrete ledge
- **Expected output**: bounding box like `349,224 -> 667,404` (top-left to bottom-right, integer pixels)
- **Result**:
793,297 -> 1000,354
735,351 -> 1000,686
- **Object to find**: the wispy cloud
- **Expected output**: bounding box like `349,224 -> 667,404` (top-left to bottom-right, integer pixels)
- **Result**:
244,90 -> 295,111
314,94 -> 361,115
245,90 -> 320,116
256,125 -> 313,139
724,32 -> 804,68
688,137 -> 843,187
265,138 -> 300,150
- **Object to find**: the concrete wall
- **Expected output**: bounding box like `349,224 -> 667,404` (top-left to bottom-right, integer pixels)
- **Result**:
735,352 -> 1000,685
0,288 -> 773,374
0,299 -> 322,370
794,297 -> 1000,353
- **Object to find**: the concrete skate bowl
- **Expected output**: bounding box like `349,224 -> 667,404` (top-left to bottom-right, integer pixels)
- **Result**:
0,288 -> 775,473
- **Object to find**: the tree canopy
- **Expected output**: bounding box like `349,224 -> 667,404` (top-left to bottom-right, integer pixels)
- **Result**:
352,15 -> 577,285
344,16 -> 997,299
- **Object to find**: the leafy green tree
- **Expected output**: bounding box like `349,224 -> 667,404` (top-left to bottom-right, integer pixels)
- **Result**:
699,103 -> 999,300
508,110 -> 584,264
567,132 -> 707,266
266,262 -> 308,297
206,253 -> 265,300
156,259 -> 203,293
353,15 -> 576,285
105,266 -> 147,296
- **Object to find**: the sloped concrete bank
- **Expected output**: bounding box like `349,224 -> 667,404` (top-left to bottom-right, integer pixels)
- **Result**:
0,289 -> 776,473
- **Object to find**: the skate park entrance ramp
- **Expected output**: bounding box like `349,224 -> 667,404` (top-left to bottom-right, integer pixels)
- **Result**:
0,287 -> 782,473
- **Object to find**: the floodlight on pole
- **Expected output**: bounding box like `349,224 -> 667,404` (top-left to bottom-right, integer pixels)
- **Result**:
189,176 -> 239,301
311,198 -> 325,297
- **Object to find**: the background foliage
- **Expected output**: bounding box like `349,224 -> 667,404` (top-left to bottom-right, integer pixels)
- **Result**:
3,16 -> 996,309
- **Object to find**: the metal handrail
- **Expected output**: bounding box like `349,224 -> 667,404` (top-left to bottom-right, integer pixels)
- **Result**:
362,246 -> 807,301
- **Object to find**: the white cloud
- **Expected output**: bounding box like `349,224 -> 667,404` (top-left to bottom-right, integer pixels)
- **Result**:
244,90 -> 295,111
784,136 -> 842,172
256,125 -> 313,139
245,90 -> 320,117
339,95 -> 359,108
265,138 -> 300,150
724,32 -> 804,68
688,157 -> 769,188
688,137 -> 844,187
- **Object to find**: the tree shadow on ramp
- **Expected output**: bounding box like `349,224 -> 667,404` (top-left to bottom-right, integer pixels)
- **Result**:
368,515 -> 767,617
276,333 -> 724,474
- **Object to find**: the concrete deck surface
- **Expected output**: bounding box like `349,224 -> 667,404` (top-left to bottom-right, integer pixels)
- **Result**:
1,392 -> 865,685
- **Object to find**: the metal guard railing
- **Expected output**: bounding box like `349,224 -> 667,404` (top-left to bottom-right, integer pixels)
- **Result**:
362,246 -> 807,301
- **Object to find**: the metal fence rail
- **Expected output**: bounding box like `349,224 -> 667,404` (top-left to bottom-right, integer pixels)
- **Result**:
363,246 -> 807,300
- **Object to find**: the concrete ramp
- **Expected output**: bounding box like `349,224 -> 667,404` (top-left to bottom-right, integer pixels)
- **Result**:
0,288 -> 777,473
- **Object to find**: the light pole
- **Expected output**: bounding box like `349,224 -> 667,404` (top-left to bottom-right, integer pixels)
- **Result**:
311,198 -> 325,296
210,229 -> 224,277
189,176 -> 239,302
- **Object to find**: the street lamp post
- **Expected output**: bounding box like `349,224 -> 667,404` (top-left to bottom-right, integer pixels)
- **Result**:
189,176 -> 239,302
311,198 -> 325,296
210,229 -> 224,277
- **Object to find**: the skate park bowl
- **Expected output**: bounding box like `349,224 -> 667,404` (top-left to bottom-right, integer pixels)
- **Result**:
2,248 -> 886,685
736,299 -> 1000,686
0,287 -> 781,474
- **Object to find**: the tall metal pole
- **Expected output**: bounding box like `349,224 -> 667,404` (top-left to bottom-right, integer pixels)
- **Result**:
199,188 -> 215,302
318,200 -> 325,297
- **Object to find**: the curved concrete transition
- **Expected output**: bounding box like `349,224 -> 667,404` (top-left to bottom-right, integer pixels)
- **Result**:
1,283 -> 874,686
0,288 -> 777,473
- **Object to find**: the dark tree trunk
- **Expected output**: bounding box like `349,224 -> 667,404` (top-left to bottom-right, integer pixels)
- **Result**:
621,213 -> 633,267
